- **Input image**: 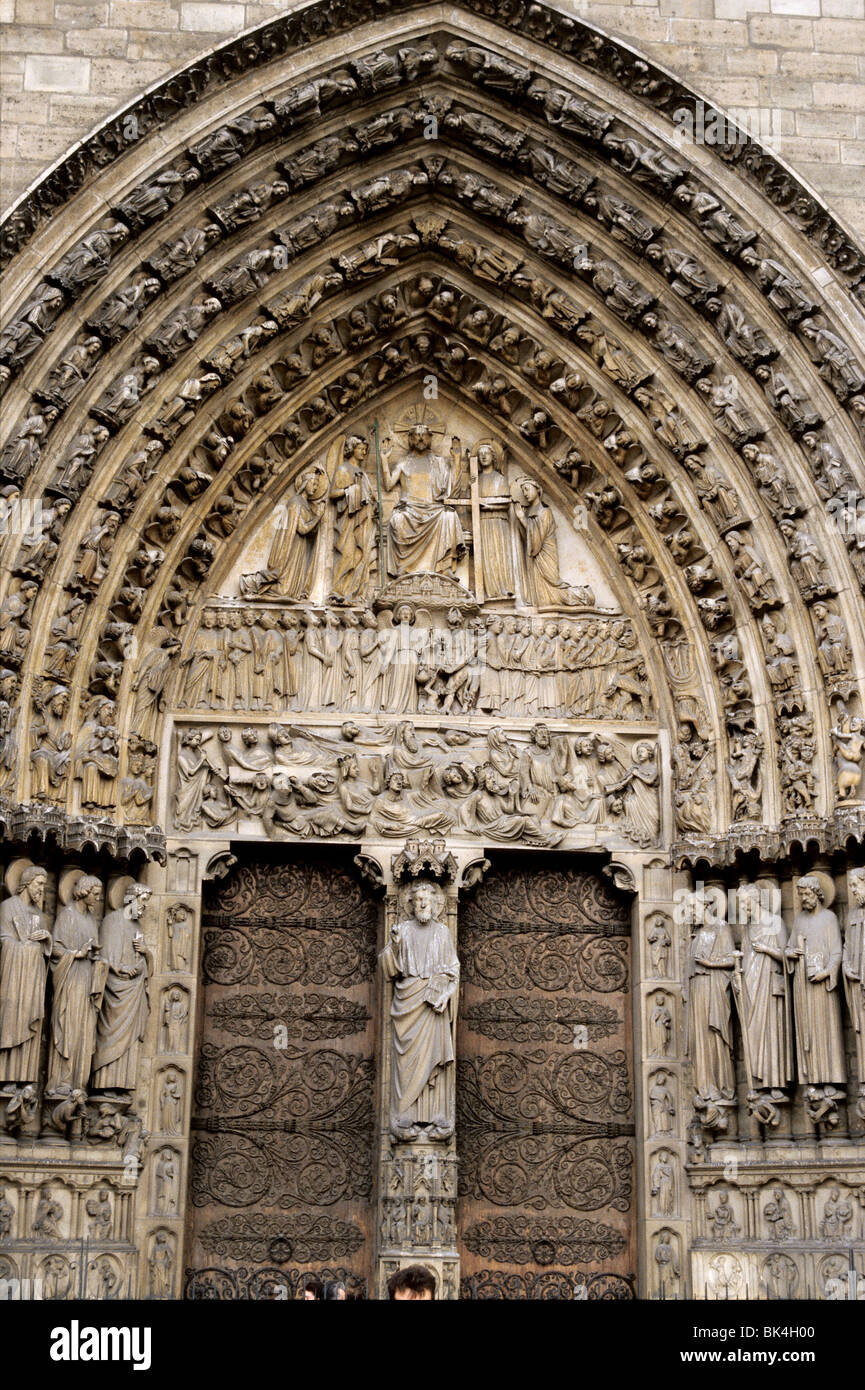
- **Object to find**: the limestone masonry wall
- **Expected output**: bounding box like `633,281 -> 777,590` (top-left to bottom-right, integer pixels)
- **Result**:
1,0 -> 864,240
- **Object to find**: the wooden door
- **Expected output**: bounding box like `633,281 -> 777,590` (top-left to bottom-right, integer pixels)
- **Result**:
457,856 -> 636,1299
184,847 -> 379,1299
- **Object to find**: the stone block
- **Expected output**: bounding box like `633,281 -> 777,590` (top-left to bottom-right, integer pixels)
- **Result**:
781,49 -> 860,76
16,123 -> 82,161
2,25 -> 66,54
55,3 -> 110,23
127,29 -> 218,61
772,135 -> 842,162
670,18 -> 749,42
49,94 -> 118,125
812,79 -> 865,108
1,92 -> 50,126
815,18 -> 865,48
23,55 -> 90,91
65,28 -> 129,56
108,0 -> 179,26
179,2 -> 245,31
748,15 -> 814,44
88,56 -> 164,93
820,0 -> 865,16
714,0 -> 770,13
770,0 -> 820,14
725,48 -> 779,74
15,0 -> 55,22
796,108 -> 859,135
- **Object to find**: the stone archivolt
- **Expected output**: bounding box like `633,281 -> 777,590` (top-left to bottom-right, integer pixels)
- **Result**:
0,0 -> 864,1302
0,26 -> 862,854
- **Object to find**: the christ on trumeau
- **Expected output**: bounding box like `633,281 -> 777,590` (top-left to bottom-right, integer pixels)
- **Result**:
380,880 -> 459,1141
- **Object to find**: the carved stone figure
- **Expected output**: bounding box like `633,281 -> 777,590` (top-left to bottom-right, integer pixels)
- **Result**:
380,880 -> 459,1141
381,425 -> 466,577
648,992 -> 672,1057
33,1186 -> 63,1237
155,1147 -> 179,1213
513,477 -> 593,607
148,1230 -> 174,1298
831,712 -> 864,803
786,876 -> 846,1100
646,914 -> 672,977
654,1229 -> 679,1298
241,466 -> 328,599
85,1187 -> 112,1239
46,873 -> 103,1095
684,889 -> 735,1126
48,222 -> 129,295
650,1149 -> 676,1216
91,884 -> 152,1092
474,439 -> 514,599
764,1187 -> 794,1241
330,435 -> 376,599
161,987 -> 189,1053
709,1191 -> 740,1241
735,882 -> 792,1097
843,867 -> 865,1116
0,866 -> 50,1084
30,684 -> 72,799
649,1069 -> 675,1134
811,603 -> 850,679
159,1069 -> 183,1135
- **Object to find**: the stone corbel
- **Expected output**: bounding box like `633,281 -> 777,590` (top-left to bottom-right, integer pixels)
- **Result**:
203,850 -> 237,882
353,851 -> 385,896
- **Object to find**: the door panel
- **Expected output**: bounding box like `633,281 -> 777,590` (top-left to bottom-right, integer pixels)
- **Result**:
184,848 -> 378,1299
457,857 -> 636,1300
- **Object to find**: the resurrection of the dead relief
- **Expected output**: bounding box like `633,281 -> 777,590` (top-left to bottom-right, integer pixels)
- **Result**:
0,0 -> 864,1300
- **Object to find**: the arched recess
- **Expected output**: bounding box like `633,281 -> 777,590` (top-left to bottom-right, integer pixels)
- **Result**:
0,0 -> 864,1303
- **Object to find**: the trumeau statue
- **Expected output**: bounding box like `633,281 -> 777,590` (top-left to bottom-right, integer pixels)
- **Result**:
0,864 -> 50,1085
91,882 -> 152,1093
380,879 -> 459,1142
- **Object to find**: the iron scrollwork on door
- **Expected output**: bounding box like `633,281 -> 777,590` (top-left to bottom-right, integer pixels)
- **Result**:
458,860 -> 635,1297
187,852 -> 378,1295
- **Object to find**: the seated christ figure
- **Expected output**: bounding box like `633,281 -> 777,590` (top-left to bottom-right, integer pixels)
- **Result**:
380,424 -> 466,577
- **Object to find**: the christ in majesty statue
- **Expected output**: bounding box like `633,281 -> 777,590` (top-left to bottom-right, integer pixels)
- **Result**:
380,424 -> 466,578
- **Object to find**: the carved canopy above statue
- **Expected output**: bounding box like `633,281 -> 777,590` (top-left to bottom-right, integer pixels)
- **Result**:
0,0 -> 863,870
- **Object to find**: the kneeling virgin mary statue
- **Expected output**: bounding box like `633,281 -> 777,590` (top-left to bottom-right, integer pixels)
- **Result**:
380,879 -> 459,1141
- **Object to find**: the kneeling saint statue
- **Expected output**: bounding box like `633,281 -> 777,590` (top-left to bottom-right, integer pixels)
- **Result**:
380,880 -> 459,1141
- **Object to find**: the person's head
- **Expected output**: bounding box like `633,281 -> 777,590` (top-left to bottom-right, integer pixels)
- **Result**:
387,1264 -> 436,1300
303,1279 -> 323,1301
322,1280 -> 347,1301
